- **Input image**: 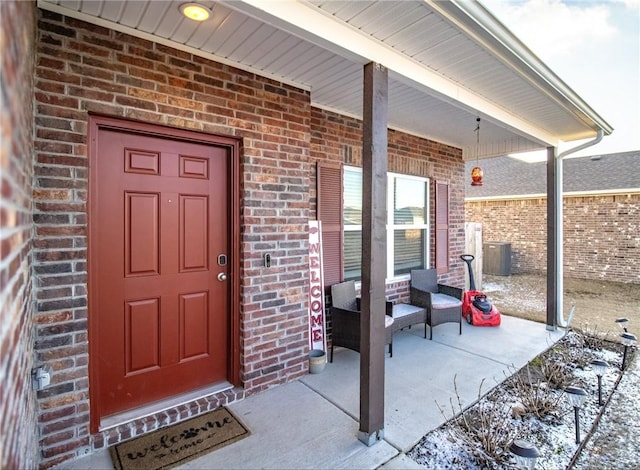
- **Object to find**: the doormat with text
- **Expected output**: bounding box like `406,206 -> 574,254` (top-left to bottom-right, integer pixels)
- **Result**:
110,407 -> 250,470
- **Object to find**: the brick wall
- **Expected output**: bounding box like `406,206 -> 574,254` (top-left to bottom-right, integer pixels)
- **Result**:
564,194 -> 639,282
1,1 -> 38,469
31,9 -> 466,467
465,193 -> 640,283
34,10 -> 310,468
310,108 -> 466,288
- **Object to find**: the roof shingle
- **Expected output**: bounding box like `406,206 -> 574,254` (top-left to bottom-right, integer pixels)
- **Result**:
465,150 -> 640,198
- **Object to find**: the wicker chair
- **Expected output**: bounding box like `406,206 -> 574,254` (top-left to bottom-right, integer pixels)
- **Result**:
329,280 -> 394,362
410,269 -> 463,339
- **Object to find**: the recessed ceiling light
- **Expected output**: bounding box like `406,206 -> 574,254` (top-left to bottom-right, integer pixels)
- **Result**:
180,3 -> 211,22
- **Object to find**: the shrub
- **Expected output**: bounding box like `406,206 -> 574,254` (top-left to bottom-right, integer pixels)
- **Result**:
509,365 -> 563,421
437,377 -> 515,468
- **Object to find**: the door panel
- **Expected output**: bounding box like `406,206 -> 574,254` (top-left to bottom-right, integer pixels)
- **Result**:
180,195 -> 209,271
125,192 -> 160,276
126,298 -> 160,373
94,127 -> 230,419
180,291 -> 209,359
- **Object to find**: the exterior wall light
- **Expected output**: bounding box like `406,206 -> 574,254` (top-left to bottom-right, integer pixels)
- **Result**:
620,332 -> 637,371
470,166 -> 483,186
470,117 -> 483,186
509,439 -> 540,469
565,386 -> 588,444
180,3 -> 211,21
590,359 -> 608,406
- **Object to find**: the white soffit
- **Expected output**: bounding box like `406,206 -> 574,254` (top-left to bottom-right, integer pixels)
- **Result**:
36,0 -> 612,159
236,0 -> 557,146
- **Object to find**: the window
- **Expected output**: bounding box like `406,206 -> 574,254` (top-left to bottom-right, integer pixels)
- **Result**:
343,166 -> 429,281
389,172 -> 429,276
343,167 -> 362,280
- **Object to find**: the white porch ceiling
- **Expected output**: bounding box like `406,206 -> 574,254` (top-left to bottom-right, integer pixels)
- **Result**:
38,0 -> 612,160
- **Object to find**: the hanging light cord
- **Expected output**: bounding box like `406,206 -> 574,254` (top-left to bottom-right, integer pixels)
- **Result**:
475,117 -> 481,164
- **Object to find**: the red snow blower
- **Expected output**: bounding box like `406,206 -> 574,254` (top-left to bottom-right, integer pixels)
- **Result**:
460,254 -> 501,326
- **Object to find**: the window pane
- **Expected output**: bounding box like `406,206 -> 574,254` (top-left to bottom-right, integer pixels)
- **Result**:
344,230 -> 362,281
394,178 -> 426,225
394,229 -> 425,275
344,169 -> 362,226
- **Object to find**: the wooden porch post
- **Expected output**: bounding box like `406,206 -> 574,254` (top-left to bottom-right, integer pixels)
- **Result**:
546,146 -> 558,330
359,62 -> 388,445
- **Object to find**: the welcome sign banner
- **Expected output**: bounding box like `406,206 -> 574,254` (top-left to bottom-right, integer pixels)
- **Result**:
308,221 -> 327,352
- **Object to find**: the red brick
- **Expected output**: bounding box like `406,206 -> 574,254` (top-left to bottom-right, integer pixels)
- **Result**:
116,94 -> 158,110
41,437 -> 89,459
67,15 -> 111,36
25,10 -> 468,467
40,405 -> 76,423
39,430 -> 75,447
34,92 -> 80,110
67,40 -> 111,57
38,45 -> 81,63
67,86 -> 114,102
39,20 -> 74,41
34,139 -> 75,153
466,194 -> 640,283
128,66 -> 167,83
78,30 -> 124,50
42,415 -> 88,435
36,287 -> 73,299
35,202 -> 85,212
2,1 -> 38,468
116,74 -> 153,89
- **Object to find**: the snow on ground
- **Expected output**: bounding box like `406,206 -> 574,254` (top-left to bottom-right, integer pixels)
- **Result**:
405,332 -> 632,469
573,350 -> 640,469
481,281 -> 507,293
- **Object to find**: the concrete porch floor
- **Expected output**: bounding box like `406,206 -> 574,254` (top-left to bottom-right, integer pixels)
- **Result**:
59,315 -> 563,470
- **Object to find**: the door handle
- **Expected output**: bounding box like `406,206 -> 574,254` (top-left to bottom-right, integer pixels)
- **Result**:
217,272 -> 228,282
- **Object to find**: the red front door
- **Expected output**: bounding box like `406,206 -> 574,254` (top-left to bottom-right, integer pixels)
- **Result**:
91,120 -> 232,421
